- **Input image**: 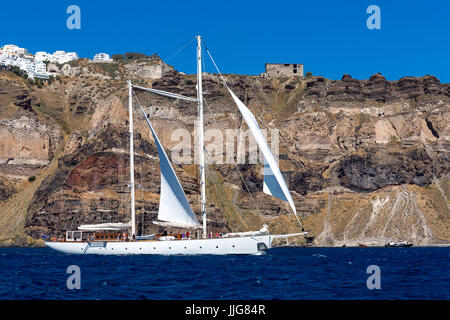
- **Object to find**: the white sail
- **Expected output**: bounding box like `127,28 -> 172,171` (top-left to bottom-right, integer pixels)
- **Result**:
138,104 -> 201,229
227,88 -> 297,215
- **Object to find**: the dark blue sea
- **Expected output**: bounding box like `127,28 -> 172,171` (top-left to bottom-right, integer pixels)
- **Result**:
0,247 -> 448,300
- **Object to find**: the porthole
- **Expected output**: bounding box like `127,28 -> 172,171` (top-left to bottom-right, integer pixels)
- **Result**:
169,247 -> 171,249
184,247 -> 187,249
153,247 -> 156,249
216,246 -> 219,248
200,246 -> 202,249
232,245 -> 235,248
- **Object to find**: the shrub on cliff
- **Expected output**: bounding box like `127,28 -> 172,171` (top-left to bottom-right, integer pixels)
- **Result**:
124,52 -> 147,60
34,78 -> 43,88
112,54 -> 124,61
98,63 -> 119,77
123,52 -> 160,61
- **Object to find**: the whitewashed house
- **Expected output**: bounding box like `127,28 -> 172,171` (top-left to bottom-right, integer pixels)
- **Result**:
37,51 -> 77,64
14,57 -> 32,71
0,55 -> 13,66
0,44 -> 77,79
35,51 -> 50,62
49,51 -> 67,64
1,44 -> 27,56
65,52 -> 78,62
29,61 -> 50,79
34,62 -> 47,74
93,53 -> 113,63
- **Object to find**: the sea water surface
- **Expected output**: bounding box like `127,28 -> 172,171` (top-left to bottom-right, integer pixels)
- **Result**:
0,247 -> 448,299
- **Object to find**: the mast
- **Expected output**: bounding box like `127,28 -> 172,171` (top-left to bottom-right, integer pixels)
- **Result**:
196,35 -> 207,238
128,80 -> 136,238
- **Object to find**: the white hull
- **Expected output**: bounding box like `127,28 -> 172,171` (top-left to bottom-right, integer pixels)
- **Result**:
45,235 -> 272,255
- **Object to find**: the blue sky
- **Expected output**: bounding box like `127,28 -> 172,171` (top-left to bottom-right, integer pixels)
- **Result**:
1,0 -> 449,82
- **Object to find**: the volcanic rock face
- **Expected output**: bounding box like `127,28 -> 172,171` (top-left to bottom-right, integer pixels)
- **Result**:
0,61 -> 449,246
124,60 -> 174,80
330,146 -> 441,192
0,176 -> 15,201
47,57 -> 173,81
0,75 -> 62,182
88,96 -> 128,138
0,115 -> 58,166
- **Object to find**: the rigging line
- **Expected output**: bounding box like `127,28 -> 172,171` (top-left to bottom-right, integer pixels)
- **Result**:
132,84 -> 198,102
202,95 -> 262,215
165,37 -> 196,63
119,150 -> 124,220
131,90 -> 153,224
136,102 -> 147,235
201,44 -> 210,219
202,39 -> 245,143
202,39 -> 229,89
68,209 -> 76,232
132,89 -> 193,227
138,95 -> 159,229
203,40 -> 303,228
119,85 -> 128,221
201,40 -> 262,215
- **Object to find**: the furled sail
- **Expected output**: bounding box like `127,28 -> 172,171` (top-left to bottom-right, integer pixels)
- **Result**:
227,88 -> 297,215
138,104 -> 201,229
78,221 -> 131,231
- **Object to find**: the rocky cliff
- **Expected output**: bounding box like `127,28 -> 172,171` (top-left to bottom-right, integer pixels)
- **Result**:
0,58 -> 448,247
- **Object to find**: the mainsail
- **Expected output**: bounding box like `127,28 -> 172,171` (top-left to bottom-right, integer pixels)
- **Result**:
136,101 -> 201,229
227,88 -> 297,215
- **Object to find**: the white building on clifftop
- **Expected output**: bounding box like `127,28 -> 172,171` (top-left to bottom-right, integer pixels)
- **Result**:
0,44 -> 84,78
0,44 -> 27,56
0,44 -> 51,79
93,53 -> 113,63
34,51 -> 50,62
262,63 -> 304,77
49,51 -> 78,64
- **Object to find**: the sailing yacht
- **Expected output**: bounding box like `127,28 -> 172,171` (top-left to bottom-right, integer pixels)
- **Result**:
45,36 -> 307,255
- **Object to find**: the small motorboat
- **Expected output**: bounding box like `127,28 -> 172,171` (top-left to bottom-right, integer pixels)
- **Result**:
385,240 -> 413,247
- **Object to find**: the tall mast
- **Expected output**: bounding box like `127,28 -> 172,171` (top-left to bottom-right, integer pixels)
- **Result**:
128,80 -> 136,238
196,35 -> 207,238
